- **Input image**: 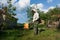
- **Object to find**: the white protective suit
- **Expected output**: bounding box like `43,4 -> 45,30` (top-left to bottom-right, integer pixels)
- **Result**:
33,11 -> 39,23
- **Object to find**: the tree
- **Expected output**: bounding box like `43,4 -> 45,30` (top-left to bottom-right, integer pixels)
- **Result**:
47,6 -> 60,29
47,6 -> 60,21
0,0 -> 17,30
47,6 -> 60,15
27,7 -> 33,22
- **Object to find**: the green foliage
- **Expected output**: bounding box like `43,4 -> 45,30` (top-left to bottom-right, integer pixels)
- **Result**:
27,7 -> 33,22
38,24 -> 46,28
27,5 -> 60,30
47,7 -> 60,15
27,7 -> 51,22
0,0 -> 17,30
46,7 -> 60,21
37,9 -> 51,20
0,29 -> 32,40
16,23 -> 24,29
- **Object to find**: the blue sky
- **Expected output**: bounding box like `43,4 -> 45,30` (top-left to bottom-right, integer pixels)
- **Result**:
30,0 -> 60,9
0,0 -> 60,23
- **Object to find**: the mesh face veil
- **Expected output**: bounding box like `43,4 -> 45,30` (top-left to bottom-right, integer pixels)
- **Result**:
31,9 -> 37,13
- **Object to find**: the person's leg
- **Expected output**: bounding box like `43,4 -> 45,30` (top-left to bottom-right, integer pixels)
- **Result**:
34,21 -> 38,35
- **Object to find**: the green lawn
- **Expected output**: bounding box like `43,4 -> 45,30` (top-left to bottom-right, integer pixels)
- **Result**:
0,28 -> 60,40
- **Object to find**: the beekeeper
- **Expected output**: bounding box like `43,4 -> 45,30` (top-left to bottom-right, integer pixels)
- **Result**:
31,9 -> 41,35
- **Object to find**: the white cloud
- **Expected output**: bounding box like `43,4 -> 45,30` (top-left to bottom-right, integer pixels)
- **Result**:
30,3 -> 44,10
15,0 -> 30,11
0,0 -> 18,6
41,9 -> 48,13
11,0 -> 17,4
48,6 -> 55,9
37,3 -> 44,9
42,6 -> 55,13
30,3 -> 55,13
0,0 -> 30,12
0,0 -> 18,5
14,12 -> 28,23
47,0 -> 53,3
0,0 -> 7,3
30,4 -> 36,8
18,0 -> 30,8
0,0 -> 7,6
15,13 -> 27,19
57,4 -> 60,7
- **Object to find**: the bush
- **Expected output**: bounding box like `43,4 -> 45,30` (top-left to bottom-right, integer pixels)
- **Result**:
38,24 -> 46,28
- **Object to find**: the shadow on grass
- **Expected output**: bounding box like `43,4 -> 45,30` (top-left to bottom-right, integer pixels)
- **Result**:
0,29 -> 30,40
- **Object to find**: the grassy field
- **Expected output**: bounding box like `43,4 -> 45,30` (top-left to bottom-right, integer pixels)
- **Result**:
0,28 -> 60,40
